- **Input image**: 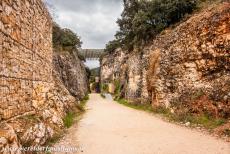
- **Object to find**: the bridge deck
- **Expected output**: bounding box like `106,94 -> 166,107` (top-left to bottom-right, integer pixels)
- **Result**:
78,49 -> 105,59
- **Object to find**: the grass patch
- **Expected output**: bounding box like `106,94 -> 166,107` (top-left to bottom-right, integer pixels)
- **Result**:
63,112 -> 75,128
77,94 -> 89,111
116,98 -> 226,130
64,94 -> 89,128
45,131 -> 65,146
187,115 -> 226,129
116,98 -> 153,112
40,94 -> 90,149
83,94 -> 89,101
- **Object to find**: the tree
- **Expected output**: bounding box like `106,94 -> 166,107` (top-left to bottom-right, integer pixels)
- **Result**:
52,23 -> 82,49
105,0 -> 197,53
61,29 -> 82,48
116,0 -> 140,51
105,40 -> 121,53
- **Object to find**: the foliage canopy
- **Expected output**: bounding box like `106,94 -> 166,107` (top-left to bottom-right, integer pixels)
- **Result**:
105,0 -> 198,53
53,23 -> 82,49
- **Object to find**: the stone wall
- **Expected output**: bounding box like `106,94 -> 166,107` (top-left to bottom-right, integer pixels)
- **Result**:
0,0 -> 52,121
0,0 -> 86,152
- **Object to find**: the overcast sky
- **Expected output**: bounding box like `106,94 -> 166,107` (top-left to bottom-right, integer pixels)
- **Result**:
45,0 -> 123,49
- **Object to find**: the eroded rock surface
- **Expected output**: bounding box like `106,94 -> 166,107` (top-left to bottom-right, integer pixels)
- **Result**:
101,2 -> 230,117
147,3 -> 230,118
53,51 -> 88,100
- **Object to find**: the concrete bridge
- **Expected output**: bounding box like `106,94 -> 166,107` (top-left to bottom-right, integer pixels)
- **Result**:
78,49 -> 105,60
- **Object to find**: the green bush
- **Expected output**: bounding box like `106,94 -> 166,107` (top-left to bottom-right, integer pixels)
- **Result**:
105,40 -> 121,53
101,83 -> 109,92
106,0 -> 198,52
114,80 -> 121,94
53,23 -> 82,50
113,80 -> 122,99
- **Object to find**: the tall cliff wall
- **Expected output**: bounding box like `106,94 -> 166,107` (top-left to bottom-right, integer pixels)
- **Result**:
101,48 -> 150,103
53,50 -> 89,100
148,3 -> 230,118
0,0 -> 88,152
101,2 -> 230,117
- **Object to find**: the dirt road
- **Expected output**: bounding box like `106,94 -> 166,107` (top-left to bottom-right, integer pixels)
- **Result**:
55,94 -> 230,154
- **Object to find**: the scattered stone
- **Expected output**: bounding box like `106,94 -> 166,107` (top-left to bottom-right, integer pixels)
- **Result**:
185,122 -> 191,127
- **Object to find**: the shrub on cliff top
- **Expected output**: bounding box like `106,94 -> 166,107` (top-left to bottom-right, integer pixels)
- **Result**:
105,0 -> 198,52
53,23 -> 82,50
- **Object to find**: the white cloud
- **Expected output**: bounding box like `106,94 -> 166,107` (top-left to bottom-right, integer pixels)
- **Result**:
45,0 -> 123,49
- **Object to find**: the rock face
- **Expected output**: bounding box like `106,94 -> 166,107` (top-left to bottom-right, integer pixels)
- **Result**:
101,2 -> 230,117
147,3 -> 230,118
0,0 -> 88,153
53,51 -> 88,100
101,48 -> 151,103
0,124 -> 22,154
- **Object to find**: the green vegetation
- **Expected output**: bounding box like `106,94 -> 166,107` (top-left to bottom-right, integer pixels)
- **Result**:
52,23 -> 84,60
90,67 -> 100,77
116,98 -> 226,130
89,67 -> 100,84
63,94 -> 89,128
187,115 -> 226,129
46,132 -> 65,147
105,0 -> 222,53
101,83 -> 109,93
78,94 -> 90,111
105,0 -> 198,52
114,80 -> 121,95
116,98 -> 153,112
114,80 -> 122,99
63,112 -> 75,128
53,23 -> 82,49
46,94 -> 89,147
85,67 -> 91,81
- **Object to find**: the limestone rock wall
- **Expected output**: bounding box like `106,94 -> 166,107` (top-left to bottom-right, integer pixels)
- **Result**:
0,0 -> 85,152
101,2 -> 230,117
148,3 -> 230,118
101,48 -> 149,103
53,51 -> 89,100
125,53 -> 142,100
101,49 -> 127,83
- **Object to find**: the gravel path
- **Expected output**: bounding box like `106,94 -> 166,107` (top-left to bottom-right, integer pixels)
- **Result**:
54,93 -> 230,154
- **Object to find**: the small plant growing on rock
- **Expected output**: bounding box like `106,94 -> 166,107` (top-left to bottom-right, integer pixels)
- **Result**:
63,112 -> 75,128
